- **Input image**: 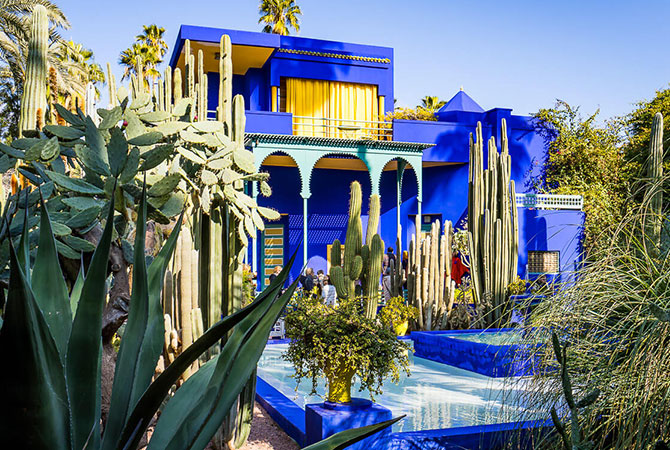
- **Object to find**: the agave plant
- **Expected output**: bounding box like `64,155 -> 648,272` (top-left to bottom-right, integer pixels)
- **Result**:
0,184 -> 400,449
0,181 -> 296,449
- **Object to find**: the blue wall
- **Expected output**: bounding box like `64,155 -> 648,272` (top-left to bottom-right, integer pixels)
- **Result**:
172,25 -> 394,115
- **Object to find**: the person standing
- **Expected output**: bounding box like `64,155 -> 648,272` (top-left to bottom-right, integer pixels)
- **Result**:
299,267 -> 316,293
322,275 -> 337,307
382,267 -> 393,302
268,265 -> 282,284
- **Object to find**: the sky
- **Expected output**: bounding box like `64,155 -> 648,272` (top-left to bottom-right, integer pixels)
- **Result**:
55,0 -> 670,121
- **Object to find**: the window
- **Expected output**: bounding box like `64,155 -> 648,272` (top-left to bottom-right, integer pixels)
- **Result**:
527,251 -> 560,274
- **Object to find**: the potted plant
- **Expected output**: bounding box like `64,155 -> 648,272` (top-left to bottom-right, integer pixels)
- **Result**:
378,296 -> 419,336
284,296 -> 410,403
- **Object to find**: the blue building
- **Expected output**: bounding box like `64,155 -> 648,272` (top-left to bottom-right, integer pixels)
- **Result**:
169,25 -> 584,287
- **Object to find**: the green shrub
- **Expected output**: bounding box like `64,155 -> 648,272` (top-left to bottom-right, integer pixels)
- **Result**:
284,295 -> 411,401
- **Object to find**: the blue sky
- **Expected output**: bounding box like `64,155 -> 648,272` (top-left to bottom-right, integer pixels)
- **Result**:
56,0 -> 670,120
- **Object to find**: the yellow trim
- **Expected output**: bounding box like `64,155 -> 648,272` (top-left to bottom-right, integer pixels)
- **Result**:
271,86 -> 278,112
277,48 -> 390,64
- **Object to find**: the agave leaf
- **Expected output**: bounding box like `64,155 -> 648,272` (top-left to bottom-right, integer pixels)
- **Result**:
0,243 -> 71,450
66,187 -> 116,450
303,416 -> 404,450
118,252 -> 297,450
108,127 -> 129,177
99,106 -> 123,130
128,131 -> 163,147
55,103 -> 84,127
31,201 -> 72,361
46,170 -> 105,195
16,204 -> 31,279
147,275 -> 300,450
43,124 -> 85,140
120,147 -> 140,184
103,188 -> 178,450
70,260 -> 85,315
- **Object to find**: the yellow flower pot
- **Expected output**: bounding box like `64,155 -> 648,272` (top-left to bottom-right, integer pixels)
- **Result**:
393,320 -> 409,337
326,367 -> 356,403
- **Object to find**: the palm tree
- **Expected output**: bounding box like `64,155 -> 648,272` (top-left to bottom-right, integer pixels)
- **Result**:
258,0 -> 302,35
54,39 -> 104,103
0,0 -> 68,72
119,42 -> 160,82
119,24 -> 167,83
0,0 -> 70,138
135,24 -> 167,60
419,96 -> 446,112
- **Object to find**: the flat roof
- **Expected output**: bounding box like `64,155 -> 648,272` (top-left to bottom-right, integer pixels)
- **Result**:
245,133 -> 433,152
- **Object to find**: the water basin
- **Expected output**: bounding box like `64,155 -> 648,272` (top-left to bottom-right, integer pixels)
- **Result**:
257,342 -> 540,433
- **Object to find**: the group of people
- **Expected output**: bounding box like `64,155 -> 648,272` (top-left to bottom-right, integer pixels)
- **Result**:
269,265 -> 338,306
269,246 -> 470,306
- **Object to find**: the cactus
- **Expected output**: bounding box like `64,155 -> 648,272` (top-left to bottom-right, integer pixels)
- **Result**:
218,35 -> 233,127
18,5 -> 48,137
467,120 -> 519,326
106,62 -> 117,108
328,182 -> 384,318
549,332 -> 600,450
646,113 -> 663,253
407,218 -> 454,330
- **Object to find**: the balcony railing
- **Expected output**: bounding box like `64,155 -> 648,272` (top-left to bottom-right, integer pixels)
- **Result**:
516,193 -> 583,210
292,116 -> 393,140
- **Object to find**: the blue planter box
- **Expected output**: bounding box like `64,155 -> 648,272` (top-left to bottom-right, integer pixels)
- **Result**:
410,329 -> 542,377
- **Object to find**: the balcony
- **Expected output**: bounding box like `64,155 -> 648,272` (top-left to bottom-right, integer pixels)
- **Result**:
291,116 -> 392,140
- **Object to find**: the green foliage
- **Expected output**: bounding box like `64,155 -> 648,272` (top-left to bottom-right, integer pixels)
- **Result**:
119,24 -> 167,81
533,100 -> 629,256
258,0 -> 302,35
284,295 -> 411,401
0,187 -> 300,449
418,95 -> 446,112
385,106 -> 437,122
378,296 -> 418,329
507,276 -> 527,296
510,200 -> 670,449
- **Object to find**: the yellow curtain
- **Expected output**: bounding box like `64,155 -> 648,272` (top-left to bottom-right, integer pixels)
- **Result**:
285,78 -> 379,138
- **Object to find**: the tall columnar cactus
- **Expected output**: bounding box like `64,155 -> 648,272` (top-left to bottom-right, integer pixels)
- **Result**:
407,217 -> 454,330
106,62 -> 117,108
467,120 -> 519,326
18,5 -> 48,137
646,112 -> 664,252
329,181 -> 384,318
